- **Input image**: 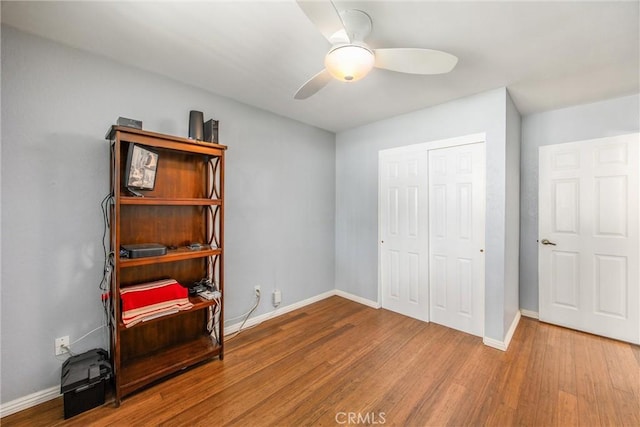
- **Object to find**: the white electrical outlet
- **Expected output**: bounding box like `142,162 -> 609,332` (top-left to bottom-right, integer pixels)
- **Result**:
273,289 -> 282,306
55,336 -> 69,356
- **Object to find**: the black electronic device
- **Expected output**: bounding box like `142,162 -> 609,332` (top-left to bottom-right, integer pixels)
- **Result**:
121,243 -> 167,258
188,277 -> 214,295
203,119 -> 219,143
189,110 -> 204,140
117,116 -> 142,130
124,143 -> 159,194
61,348 -> 112,419
188,283 -> 207,296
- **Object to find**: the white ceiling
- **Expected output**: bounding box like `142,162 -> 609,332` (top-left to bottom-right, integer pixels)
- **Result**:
2,1 -> 638,132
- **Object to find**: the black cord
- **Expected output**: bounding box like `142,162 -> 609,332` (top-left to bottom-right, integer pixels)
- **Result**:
99,193 -> 113,292
99,193 -> 114,336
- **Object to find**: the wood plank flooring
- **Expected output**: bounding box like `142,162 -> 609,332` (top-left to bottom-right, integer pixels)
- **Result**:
3,296 -> 639,426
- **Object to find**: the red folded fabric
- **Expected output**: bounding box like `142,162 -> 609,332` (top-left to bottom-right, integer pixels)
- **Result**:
120,279 -> 193,327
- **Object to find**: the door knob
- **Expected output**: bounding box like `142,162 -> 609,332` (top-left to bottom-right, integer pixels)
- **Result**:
541,239 -> 557,246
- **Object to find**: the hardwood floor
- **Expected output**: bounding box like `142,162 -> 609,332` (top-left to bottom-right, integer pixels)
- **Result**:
3,296 -> 639,426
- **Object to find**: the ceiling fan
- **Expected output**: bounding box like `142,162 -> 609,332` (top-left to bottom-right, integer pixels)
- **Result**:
294,0 -> 458,99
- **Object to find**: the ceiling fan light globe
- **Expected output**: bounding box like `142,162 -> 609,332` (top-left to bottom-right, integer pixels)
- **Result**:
324,44 -> 375,82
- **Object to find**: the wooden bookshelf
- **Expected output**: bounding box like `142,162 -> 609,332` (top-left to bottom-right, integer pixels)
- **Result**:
107,126 -> 226,405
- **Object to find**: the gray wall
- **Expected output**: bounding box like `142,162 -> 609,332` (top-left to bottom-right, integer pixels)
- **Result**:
504,91 -> 521,332
1,25 -> 335,403
519,94 -> 640,312
335,87 -> 515,341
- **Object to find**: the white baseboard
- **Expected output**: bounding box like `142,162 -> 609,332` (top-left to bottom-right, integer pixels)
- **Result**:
482,336 -> 505,351
334,289 -> 380,309
224,289 -> 380,335
520,309 -> 539,319
225,289 -> 337,335
0,385 -> 60,418
503,310 -> 521,349
483,310 -> 521,352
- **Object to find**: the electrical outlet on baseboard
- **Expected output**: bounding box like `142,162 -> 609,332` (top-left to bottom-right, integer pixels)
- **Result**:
273,289 -> 282,306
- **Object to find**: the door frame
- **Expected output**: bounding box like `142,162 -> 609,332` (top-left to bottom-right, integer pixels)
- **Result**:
378,133 -> 487,327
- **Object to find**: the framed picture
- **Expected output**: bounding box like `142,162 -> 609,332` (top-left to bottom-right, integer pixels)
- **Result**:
125,144 -> 159,191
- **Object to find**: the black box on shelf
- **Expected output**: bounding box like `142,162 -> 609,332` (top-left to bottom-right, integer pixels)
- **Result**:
204,119 -> 219,143
117,116 -> 142,129
61,348 -> 112,419
121,243 -> 167,258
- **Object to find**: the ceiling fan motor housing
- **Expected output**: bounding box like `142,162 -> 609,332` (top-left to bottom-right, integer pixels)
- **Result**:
339,9 -> 372,42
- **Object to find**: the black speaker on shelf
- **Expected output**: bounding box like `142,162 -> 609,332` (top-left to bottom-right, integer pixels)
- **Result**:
188,110 -> 203,140
204,119 -> 219,143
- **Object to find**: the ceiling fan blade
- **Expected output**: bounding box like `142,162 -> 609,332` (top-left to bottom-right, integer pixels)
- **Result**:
374,48 -> 458,75
296,0 -> 350,44
294,69 -> 332,100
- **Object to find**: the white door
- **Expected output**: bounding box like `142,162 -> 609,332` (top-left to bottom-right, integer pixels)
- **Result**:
539,134 -> 639,344
428,143 -> 485,337
379,150 -> 429,321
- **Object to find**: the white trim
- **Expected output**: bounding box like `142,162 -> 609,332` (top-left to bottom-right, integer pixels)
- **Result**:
503,310 -> 521,349
225,290 -> 336,335
225,290 -> 381,335
0,386 -> 60,418
483,311 -> 521,352
482,336 -> 506,351
334,289 -> 380,309
520,309 -> 539,319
